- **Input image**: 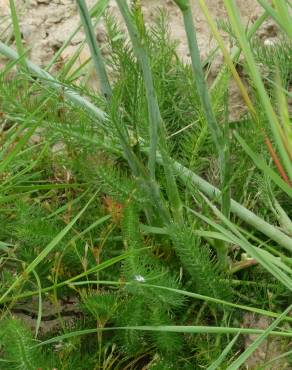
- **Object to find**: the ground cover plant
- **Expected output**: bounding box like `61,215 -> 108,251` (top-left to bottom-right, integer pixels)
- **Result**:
0,0 -> 291,368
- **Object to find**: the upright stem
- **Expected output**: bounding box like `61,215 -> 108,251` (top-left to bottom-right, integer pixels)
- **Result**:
175,0 -> 230,267
116,0 -> 160,180
76,0 -> 112,100
116,0 -> 183,223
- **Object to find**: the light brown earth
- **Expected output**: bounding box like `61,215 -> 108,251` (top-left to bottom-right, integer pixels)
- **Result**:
0,0 -> 276,69
0,0 -> 278,120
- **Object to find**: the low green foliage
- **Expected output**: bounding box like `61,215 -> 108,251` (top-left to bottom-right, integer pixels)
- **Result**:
0,0 -> 291,369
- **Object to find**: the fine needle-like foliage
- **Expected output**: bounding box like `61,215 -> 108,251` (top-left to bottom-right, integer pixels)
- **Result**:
0,0 -> 291,368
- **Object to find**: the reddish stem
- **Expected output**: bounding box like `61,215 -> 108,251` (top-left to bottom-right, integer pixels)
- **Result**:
264,137 -> 291,186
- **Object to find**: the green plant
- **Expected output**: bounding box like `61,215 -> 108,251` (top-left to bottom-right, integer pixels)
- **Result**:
0,0 -> 291,368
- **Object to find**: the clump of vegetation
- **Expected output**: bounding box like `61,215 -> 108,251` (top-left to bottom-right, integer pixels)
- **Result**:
0,0 -> 291,368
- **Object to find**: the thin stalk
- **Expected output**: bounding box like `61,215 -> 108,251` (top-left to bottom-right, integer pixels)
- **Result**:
5,280 -> 292,323
9,0 -> 26,71
174,0 -> 229,266
115,0 -> 160,180
76,0 -> 112,99
116,0 -> 183,222
199,0 -> 257,117
178,2 -> 223,154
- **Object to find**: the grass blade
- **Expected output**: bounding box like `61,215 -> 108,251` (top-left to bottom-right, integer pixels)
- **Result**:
35,325 -> 292,348
116,0 -> 160,179
76,0 -> 111,99
174,0 -> 229,217
20,280 -> 292,323
257,0 -> 292,39
207,334 -> 239,370
227,304 -> 292,369
8,0 -> 26,71
32,270 -> 42,339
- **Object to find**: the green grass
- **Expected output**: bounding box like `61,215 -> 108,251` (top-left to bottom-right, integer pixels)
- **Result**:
0,0 -> 291,369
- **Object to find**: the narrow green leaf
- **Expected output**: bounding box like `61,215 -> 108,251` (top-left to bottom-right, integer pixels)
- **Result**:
175,0 -> 230,221
169,157 -> 292,252
207,334 -> 240,370
76,0 -> 112,99
58,280 -> 292,322
257,0 -> 292,39
116,0 -> 160,179
32,270 -> 42,339
227,305 -> 292,369
9,0 -> 26,70
35,325 -> 292,348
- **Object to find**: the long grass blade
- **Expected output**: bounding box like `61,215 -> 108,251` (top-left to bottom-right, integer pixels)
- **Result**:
227,304 -> 292,369
32,270 -> 42,339
76,0 -> 111,99
0,41 -> 107,122
8,0 -> 26,70
14,280 -> 292,323
207,334 -> 240,370
115,0 -> 160,180
235,132 -> 292,196
257,0 -> 292,39
35,325 -> 292,348
174,0 -> 231,246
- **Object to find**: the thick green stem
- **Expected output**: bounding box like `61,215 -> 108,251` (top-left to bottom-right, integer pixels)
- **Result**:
169,157 -> 292,252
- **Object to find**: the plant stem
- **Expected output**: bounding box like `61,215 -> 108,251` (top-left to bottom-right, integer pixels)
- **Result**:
175,0 -> 230,266
116,0 -> 160,179
76,0 -> 112,99
116,0 -> 183,223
